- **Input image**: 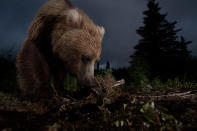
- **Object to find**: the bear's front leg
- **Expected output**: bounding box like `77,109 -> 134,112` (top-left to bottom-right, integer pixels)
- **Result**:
16,42 -> 53,101
51,66 -> 68,97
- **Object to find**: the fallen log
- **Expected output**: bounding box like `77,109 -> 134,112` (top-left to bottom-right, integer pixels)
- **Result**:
130,90 -> 197,102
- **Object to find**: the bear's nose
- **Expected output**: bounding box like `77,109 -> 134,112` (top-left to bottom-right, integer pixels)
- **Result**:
83,78 -> 96,88
88,78 -> 96,87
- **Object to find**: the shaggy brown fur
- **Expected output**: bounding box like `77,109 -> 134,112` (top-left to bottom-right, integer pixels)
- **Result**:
16,0 -> 105,100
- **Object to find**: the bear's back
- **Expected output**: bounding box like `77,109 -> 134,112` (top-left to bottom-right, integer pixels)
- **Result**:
26,0 -> 73,41
37,0 -> 73,16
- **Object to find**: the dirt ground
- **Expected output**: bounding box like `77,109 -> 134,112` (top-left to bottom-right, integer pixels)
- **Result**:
0,76 -> 197,131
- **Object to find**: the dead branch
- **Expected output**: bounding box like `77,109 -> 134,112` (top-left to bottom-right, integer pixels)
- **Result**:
131,91 -> 197,102
112,79 -> 125,87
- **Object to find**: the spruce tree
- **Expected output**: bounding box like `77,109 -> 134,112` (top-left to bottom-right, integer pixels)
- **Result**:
96,61 -> 100,71
131,0 -> 191,80
106,61 -> 110,69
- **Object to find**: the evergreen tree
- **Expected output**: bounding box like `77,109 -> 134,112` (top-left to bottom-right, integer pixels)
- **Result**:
96,61 -> 100,71
130,0 -> 191,80
106,61 -> 110,69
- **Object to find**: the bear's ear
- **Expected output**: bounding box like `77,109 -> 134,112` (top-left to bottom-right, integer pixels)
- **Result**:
67,9 -> 80,23
99,26 -> 105,38
64,0 -> 73,7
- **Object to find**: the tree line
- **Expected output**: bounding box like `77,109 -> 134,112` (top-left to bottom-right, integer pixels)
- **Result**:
99,0 -> 197,87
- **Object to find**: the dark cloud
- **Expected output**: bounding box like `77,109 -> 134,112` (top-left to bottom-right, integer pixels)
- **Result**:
0,0 -> 47,51
0,0 -> 197,67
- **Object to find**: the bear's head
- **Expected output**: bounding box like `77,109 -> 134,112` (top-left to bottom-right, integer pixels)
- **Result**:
52,8 -> 105,87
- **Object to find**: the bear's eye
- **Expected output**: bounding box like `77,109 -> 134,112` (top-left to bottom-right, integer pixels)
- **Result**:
81,56 -> 91,63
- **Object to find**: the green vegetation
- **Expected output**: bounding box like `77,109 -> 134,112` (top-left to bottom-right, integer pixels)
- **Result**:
64,74 -> 77,91
95,69 -> 114,78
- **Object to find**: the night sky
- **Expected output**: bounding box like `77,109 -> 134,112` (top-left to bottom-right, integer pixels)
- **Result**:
0,0 -> 197,67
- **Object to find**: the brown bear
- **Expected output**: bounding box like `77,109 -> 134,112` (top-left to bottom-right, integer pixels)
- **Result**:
16,0 -> 105,100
